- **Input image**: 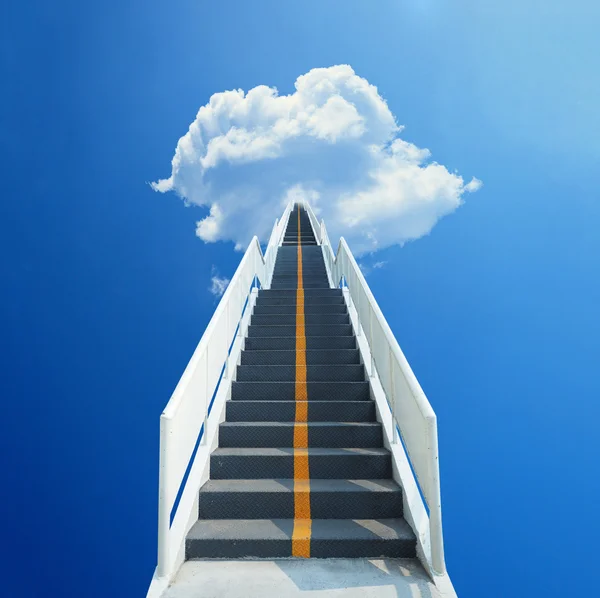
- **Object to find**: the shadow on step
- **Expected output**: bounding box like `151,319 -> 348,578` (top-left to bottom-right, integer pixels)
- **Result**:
273,558 -> 438,596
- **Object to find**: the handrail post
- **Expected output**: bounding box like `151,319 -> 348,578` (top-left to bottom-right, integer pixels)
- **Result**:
369,307 -> 375,378
203,348 -> 208,445
224,301 -> 230,380
428,416 -> 445,575
389,345 -> 396,444
237,282 -> 242,337
157,416 -> 170,578
356,284 -> 361,337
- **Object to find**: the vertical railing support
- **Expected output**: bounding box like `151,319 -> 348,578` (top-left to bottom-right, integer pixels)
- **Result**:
369,307 -> 375,378
224,301 -> 230,380
157,416 -> 170,578
237,282 -> 242,337
356,283 -> 361,337
389,345 -> 396,444
203,348 -> 208,445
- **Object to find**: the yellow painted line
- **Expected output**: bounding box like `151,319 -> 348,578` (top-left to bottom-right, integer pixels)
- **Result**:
292,207 -> 311,558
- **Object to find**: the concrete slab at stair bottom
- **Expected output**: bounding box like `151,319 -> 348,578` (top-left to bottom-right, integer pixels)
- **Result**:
163,558 -> 443,598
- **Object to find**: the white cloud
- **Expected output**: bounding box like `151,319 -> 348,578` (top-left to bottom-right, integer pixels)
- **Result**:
358,260 -> 387,276
209,267 -> 230,297
152,65 -> 481,255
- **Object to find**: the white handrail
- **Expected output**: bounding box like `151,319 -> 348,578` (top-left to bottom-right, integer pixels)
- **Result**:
155,208 -> 289,581
277,202 -> 293,246
301,199 -> 322,244
306,202 -> 446,576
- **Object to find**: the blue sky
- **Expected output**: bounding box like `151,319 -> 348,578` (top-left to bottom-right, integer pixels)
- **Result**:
2,1 -> 599,596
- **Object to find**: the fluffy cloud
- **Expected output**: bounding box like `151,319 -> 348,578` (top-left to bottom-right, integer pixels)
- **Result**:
209,267 -> 230,297
152,65 -> 481,254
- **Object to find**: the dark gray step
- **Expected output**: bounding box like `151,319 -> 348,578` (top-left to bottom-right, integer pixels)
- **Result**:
269,283 -> 330,289
272,277 -> 328,282
247,325 -> 353,337
256,296 -> 344,306
277,242 -> 321,248
274,265 -> 324,268
271,275 -> 328,282
282,241 -> 317,245
253,304 -> 347,315
275,249 -> 322,255
273,274 -> 327,280
260,289 -> 341,296
210,447 -> 392,479
250,314 -> 350,326
198,479 -> 402,519
269,281 -> 329,287
236,364 -> 365,382
244,336 -> 356,351
225,400 -> 375,422
272,268 -> 327,271
270,283 -> 330,289
231,381 -> 370,401
240,349 -> 360,366
219,422 -> 382,448
275,259 -> 324,264
186,518 -> 415,559
272,271 -> 327,276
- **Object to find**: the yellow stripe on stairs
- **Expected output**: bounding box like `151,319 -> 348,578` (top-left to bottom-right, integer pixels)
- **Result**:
292,207 -> 311,558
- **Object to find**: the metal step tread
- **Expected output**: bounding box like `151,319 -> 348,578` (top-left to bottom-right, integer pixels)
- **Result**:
225,400 -> 375,422
241,349 -> 358,355
243,337 -> 357,351
245,336 -> 356,341
200,478 -> 400,494
213,447 -> 389,457
187,518 -> 414,542
240,349 -> 360,365
220,421 -> 380,428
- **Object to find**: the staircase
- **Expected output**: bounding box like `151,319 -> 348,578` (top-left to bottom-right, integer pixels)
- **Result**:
183,204 -> 417,560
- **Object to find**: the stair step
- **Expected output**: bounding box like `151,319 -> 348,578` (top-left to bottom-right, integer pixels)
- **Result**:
186,518 -> 415,559
272,269 -> 328,274
211,447 -> 391,479
271,277 -> 329,283
226,400 -> 376,422
275,251 -> 323,257
270,283 -> 329,289
271,279 -> 329,286
231,381 -> 370,401
236,364 -> 365,382
270,274 -> 326,277
248,325 -> 353,337
244,336 -> 356,350
240,349 -> 360,366
219,422 -> 382,448
282,241 -> 317,245
253,304 -> 347,315
251,314 -> 350,326
256,296 -> 344,306
198,479 -> 402,519
260,289 -> 341,296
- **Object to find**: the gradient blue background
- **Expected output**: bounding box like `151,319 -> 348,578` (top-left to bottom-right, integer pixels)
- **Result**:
2,1 -> 599,596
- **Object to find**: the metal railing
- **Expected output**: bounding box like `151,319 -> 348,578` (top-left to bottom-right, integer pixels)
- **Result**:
306,202 -> 446,575
155,202 -> 292,580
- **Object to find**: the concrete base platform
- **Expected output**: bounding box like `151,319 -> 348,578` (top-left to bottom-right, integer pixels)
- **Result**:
163,558 -> 443,598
